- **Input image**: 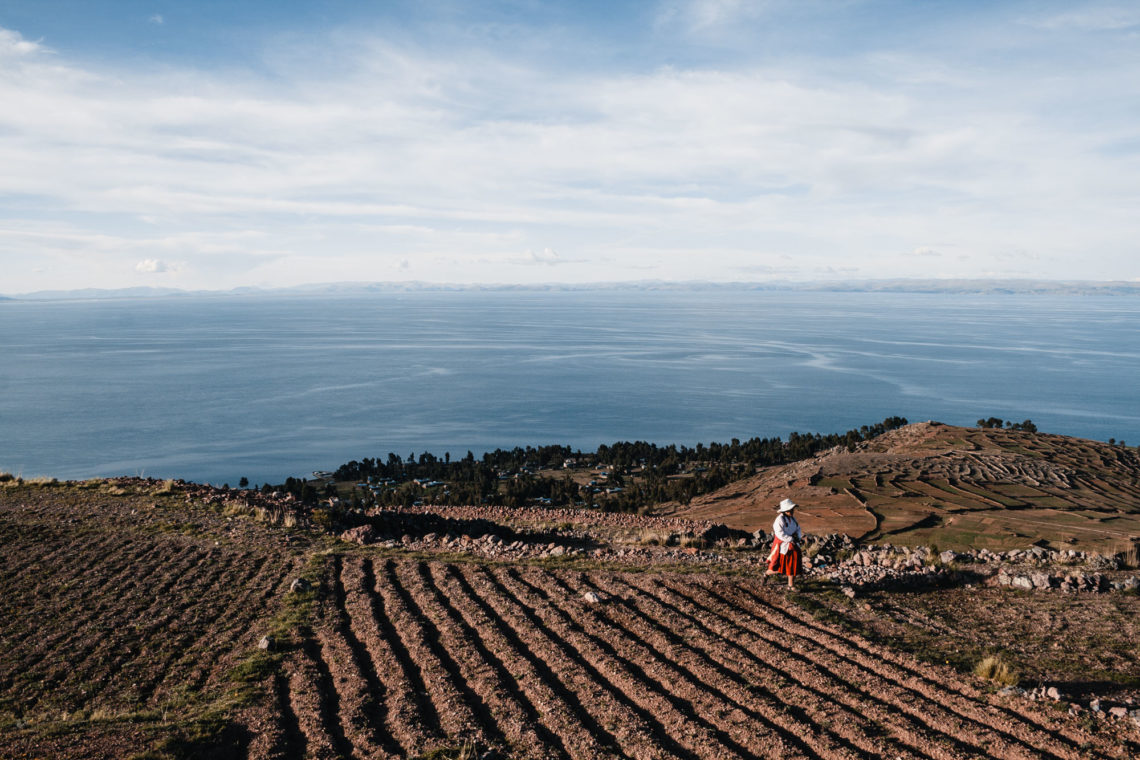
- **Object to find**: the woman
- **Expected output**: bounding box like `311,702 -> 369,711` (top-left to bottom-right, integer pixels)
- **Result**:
766,498 -> 802,588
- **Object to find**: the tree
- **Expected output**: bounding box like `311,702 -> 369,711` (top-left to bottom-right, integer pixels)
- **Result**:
239,476 -> 249,488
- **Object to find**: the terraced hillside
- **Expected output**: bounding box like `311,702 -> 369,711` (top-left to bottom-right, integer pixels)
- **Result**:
670,422 -> 1140,552
2,477 -> 1136,758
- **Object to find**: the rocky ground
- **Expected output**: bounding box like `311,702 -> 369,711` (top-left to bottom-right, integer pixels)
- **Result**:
2,477 -> 1138,759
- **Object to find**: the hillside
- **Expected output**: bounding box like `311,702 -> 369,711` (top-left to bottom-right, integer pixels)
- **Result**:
2,472 -> 1139,758
665,422 -> 1140,553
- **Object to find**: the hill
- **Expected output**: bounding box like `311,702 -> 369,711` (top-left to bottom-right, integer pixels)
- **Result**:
664,422 -> 1140,554
2,471 -> 1138,758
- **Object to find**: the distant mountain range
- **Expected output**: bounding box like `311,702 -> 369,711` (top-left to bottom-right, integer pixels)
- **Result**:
4,279 -> 1140,301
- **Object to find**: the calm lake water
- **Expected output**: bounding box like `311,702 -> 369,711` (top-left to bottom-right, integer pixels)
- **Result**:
2,290 -> 1138,485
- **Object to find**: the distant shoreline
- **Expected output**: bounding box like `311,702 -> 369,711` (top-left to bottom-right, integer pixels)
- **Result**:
5,278 -> 1140,301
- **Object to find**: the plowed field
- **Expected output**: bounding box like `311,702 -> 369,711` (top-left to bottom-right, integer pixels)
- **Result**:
2,480 -> 1134,759
255,555 -> 1128,760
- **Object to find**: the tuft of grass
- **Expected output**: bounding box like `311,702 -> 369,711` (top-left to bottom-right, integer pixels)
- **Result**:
974,655 -> 1019,686
1120,539 -> 1140,569
636,528 -> 672,546
678,535 -> 707,550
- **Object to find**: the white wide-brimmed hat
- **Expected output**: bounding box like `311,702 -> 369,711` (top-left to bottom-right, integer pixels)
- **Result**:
778,498 -> 797,513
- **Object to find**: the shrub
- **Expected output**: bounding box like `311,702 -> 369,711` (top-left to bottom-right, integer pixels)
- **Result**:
974,655 -> 1019,686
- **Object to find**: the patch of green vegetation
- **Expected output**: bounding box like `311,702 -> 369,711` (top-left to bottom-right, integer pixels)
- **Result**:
130,715 -> 248,760
785,584 -> 857,631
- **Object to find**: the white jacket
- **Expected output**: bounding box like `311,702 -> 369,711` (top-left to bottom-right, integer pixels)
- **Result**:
773,513 -> 802,555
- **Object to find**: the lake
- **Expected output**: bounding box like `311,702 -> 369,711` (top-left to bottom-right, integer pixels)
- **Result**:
2,290 -> 1138,485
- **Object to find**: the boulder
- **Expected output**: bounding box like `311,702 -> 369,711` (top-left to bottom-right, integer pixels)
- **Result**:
339,524 -> 376,545
1046,686 -> 1062,701
289,578 -> 311,594
939,550 -> 958,565
581,591 -> 605,604
258,635 -> 274,651
1010,575 -> 1034,591
1031,572 -> 1054,590
1108,706 -> 1128,719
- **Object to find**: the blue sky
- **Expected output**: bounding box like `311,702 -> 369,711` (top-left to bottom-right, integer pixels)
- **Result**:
2,1 -> 1139,292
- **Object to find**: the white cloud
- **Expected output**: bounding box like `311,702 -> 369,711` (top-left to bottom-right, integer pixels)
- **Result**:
135,258 -> 170,273
149,14 -> 164,26
0,14 -> 1138,291
0,27 -> 45,56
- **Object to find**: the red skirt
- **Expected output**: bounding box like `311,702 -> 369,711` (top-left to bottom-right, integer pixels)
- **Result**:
767,539 -> 801,576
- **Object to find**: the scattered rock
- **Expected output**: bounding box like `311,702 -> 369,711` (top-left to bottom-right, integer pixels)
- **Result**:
339,524 -> 376,545
841,586 -> 857,599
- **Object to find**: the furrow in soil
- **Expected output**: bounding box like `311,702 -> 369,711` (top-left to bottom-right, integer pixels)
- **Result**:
435,563 -> 621,760
680,578 -> 1066,760
624,574 -> 973,760
558,569 -> 887,760
342,556 -> 442,756
469,563 -> 699,760
726,581 -> 1094,759
509,567 -> 810,760
413,562 -> 571,760
378,559 -> 493,750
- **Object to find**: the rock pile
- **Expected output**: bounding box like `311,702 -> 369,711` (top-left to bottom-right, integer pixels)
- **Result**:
822,540 -> 1140,594
992,568 -> 1140,593
822,543 -> 957,591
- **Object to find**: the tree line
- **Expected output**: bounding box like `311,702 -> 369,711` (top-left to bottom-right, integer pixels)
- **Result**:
314,416 -> 910,511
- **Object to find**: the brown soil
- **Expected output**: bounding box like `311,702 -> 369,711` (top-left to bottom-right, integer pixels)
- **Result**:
3,477 -> 1138,759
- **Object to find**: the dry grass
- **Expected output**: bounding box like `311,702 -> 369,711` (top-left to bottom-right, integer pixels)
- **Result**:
636,528 -> 673,546
1120,538 -> 1140,569
974,655 -> 1019,686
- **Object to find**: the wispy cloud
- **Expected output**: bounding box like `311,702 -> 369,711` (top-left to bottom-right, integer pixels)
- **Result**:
1,5 -> 1139,291
0,27 -> 45,56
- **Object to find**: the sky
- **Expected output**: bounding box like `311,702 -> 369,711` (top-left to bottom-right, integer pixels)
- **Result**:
1,0 -> 1139,293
